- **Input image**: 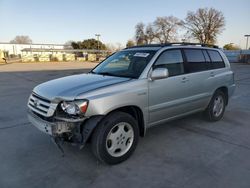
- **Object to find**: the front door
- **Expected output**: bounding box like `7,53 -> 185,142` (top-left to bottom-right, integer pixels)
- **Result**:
148,49 -> 189,126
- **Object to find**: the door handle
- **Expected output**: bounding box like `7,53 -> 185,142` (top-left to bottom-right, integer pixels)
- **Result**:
181,77 -> 189,83
210,72 -> 215,77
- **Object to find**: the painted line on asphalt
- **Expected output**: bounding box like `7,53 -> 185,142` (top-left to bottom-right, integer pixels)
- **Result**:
235,77 -> 250,82
231,95 -> 241,99
0,122 -> 30,130
179,126 -> 250,151
11,73 -> 39,83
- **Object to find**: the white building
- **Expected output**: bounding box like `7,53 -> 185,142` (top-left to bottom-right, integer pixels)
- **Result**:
0,42 -> 68,56
0,42 -> 108,62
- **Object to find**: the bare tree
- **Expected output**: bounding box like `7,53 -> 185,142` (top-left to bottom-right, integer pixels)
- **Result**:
115,42 -> 124,51
180,31 -> 193,43
106,43 -> 125,52
135,17 -> 180,45
182,8 -> 225,44
135,22 -> 147,45
153,16 -> 181,43
105,43 -> 116,52
10,35 -> 32,44
145,24 -> 156,44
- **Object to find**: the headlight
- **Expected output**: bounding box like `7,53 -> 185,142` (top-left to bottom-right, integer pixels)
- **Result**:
60,100 -> 88,116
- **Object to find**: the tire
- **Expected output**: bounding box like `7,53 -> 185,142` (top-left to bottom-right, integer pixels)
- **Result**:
91,111 -> 139,164
204,90 -> 226,121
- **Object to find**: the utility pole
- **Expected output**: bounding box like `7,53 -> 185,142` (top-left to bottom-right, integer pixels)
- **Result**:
95,34 -> 101,51
244,35 -> 250,50
95,34 -> 101,61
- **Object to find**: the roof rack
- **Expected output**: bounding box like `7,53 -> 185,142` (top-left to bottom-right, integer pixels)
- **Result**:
168,42 -> 219,48
124,44 -> 164,49
125,42 -> 219,49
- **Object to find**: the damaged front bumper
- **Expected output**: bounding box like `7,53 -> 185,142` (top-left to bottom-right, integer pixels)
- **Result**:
27,109 -> 85,136
27,110 -> 103,148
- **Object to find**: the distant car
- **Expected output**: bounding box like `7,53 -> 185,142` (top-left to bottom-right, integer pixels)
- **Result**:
27,43 -> 235,164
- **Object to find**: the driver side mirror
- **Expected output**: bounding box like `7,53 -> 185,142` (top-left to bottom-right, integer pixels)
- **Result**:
150,67 -> 169,80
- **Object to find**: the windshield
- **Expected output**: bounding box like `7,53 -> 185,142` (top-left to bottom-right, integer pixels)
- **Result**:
91,50 -> 156,78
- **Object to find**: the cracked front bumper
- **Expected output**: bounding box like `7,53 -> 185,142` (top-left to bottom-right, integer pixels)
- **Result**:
27,110 -> 85,136
28,110 -> 55,135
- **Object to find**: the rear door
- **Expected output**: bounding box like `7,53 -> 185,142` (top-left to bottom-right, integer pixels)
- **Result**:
182,48 -> 213,110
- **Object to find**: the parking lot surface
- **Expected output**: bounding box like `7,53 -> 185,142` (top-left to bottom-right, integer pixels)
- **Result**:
0,62 -> 250,188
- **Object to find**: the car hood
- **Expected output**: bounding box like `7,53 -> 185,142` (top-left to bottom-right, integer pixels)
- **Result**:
33,73 -> 130,101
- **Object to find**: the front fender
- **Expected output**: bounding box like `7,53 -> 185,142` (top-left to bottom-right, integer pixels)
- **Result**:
80,115 -> 104,147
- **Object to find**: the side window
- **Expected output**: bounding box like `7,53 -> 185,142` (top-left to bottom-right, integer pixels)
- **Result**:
154,49 -> 184,77
202,50 -> 211,62
207,50 -> 225,69
184,49 -> 209,73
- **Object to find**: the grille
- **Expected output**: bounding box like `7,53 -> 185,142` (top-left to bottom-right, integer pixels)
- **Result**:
28,93 -> 51,117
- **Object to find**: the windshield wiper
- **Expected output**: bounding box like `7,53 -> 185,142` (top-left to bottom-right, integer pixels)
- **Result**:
89,70 -> 96,74
90,70 -> 119,77
96,72 -> 119,77
92,71 -> 136,79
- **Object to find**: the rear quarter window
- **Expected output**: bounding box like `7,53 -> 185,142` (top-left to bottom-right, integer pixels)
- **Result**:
207,50 -> 225,69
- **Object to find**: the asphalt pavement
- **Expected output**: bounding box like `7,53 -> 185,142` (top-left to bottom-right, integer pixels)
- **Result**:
0,62 -> 250,188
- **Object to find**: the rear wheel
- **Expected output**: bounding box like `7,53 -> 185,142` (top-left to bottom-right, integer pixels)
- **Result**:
91,111 -> 139,164
204,90 -> 226,121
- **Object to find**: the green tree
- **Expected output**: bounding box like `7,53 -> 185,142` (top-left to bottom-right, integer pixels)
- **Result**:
223,43 -> 241,50
71,39 -> 106,50
71,41 -> 80,49
81,38 -> 106,50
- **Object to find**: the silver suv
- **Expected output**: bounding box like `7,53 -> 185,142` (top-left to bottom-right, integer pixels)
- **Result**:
27,43 -> 235,164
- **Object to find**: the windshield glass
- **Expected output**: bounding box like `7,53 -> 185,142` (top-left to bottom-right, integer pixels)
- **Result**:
91,50 -> 156,78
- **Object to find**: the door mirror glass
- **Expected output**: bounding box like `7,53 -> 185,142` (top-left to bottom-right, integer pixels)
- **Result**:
151,68 -> 169,80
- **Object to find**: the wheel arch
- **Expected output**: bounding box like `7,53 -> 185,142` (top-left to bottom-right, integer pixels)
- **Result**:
214,86 -> 229,105
106,105 -> 146,137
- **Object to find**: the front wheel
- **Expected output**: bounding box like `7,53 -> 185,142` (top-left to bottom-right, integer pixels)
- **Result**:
91,111 -> 139,164
204,90 -> 226,121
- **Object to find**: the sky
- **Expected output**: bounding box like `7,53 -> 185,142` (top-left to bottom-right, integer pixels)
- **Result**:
0,0 -> 249,48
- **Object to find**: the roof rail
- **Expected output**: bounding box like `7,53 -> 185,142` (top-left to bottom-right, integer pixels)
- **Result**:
167,42 -> 219,48
125,44 -> 164,49
125,43 -> 219,49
